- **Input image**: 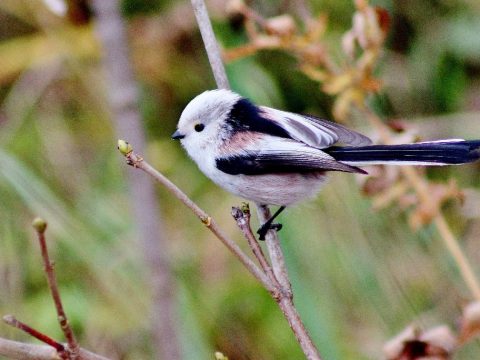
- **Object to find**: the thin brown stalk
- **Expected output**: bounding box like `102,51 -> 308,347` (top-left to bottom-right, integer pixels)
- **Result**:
0,336 -> 111,360
33,220 -> 79,358
256,205 -> 293,297
3,315 -> 66,355
120,148 -> 274,293
231,207 -> 322,360
231,206 -> 281,295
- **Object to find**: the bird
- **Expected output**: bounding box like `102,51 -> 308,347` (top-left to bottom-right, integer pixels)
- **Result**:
172,89 -> 480,240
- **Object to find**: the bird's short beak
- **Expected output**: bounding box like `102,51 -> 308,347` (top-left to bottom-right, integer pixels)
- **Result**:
171,130 -> 185,140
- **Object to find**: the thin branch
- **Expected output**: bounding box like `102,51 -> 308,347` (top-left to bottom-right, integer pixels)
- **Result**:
190,0 -> 230,89
256,205 -> 293,298
117,144 -> 275,294
118,143 -> 323,359
232,206 -> 321,360
0,220 -> 112,360
231,205 -> 281,293
0,336 -> 111,360
32,219 -> 79,359
3,315 -> 66,355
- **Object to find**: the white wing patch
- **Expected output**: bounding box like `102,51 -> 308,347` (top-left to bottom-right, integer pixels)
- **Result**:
260,106 -> 372,148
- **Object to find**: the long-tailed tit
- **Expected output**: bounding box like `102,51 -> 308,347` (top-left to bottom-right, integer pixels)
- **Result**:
172,89 -> 480,239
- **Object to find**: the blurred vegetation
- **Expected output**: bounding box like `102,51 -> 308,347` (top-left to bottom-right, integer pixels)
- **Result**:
1,0 -> 480,359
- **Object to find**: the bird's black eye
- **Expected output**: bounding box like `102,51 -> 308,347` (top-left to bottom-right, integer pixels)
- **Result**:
194,123 -> 205,132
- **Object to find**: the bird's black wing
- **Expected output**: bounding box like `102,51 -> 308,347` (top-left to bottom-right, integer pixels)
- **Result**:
216,150 -> 366,176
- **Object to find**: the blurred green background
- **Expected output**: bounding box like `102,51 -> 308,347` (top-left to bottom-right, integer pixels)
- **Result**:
1,0 -> 480,359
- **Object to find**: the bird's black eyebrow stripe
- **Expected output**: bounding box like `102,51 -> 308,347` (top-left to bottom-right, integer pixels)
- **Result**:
226,98 -> 292,139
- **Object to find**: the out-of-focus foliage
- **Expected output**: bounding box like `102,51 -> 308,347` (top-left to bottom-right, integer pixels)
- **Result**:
1,0 -> 480,359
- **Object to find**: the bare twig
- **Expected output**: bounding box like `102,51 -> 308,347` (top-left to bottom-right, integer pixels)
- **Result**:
0,336 -> 111,360
0,219 -> 112,360
118,142 -> 323,360
3,315 -> 66,355
32,218 -> 79,359
256,205 -> 293,298
90,0 -> 180,358
117,143 -> 274,293
231,206 -> 323,359
231,205 -> 281,292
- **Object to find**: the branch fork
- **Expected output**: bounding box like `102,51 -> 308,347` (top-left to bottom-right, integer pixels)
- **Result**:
1,218 -> 110,360
118,141 -> 323,359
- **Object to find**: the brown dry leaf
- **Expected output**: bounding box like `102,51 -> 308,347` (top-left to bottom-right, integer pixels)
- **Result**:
254,34 -> 282,49
384,325 -> 457,360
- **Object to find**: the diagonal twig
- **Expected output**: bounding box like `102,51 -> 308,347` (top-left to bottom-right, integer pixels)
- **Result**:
117,143 -> 275,294
3,315 -> 66,356
0,336 -> 111,360
118,141 -> 322,359
231,205 -> 281,292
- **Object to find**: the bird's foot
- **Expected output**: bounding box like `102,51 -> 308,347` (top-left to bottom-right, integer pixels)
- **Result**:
257,223 -> 283,241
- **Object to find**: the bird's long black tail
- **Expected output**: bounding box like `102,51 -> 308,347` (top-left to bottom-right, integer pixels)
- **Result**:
326,140 -> 480,166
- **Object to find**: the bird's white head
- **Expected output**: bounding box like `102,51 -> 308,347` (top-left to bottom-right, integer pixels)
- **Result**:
172,89 -> 241,157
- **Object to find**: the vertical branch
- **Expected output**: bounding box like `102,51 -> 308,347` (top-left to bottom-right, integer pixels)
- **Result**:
90,1 -> 181,359
256,205 -> 292,296
191,0 -> 230,89
32,218 -> 79,359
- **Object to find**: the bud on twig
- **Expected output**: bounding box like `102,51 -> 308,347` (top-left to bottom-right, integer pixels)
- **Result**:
117,139 -> 133,155
32,217 -> 47,233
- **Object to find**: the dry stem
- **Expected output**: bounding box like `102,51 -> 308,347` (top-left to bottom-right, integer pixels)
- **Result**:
0,337 -> 110,360
34,221 -> 79,358
0,220 -> 110,360
119,145 -> 322,359
121,149 -> 274,293
3,315 -> 66,355
231,206 -> 281,295
231,207 -> 322,360
256,205 -> 293,298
